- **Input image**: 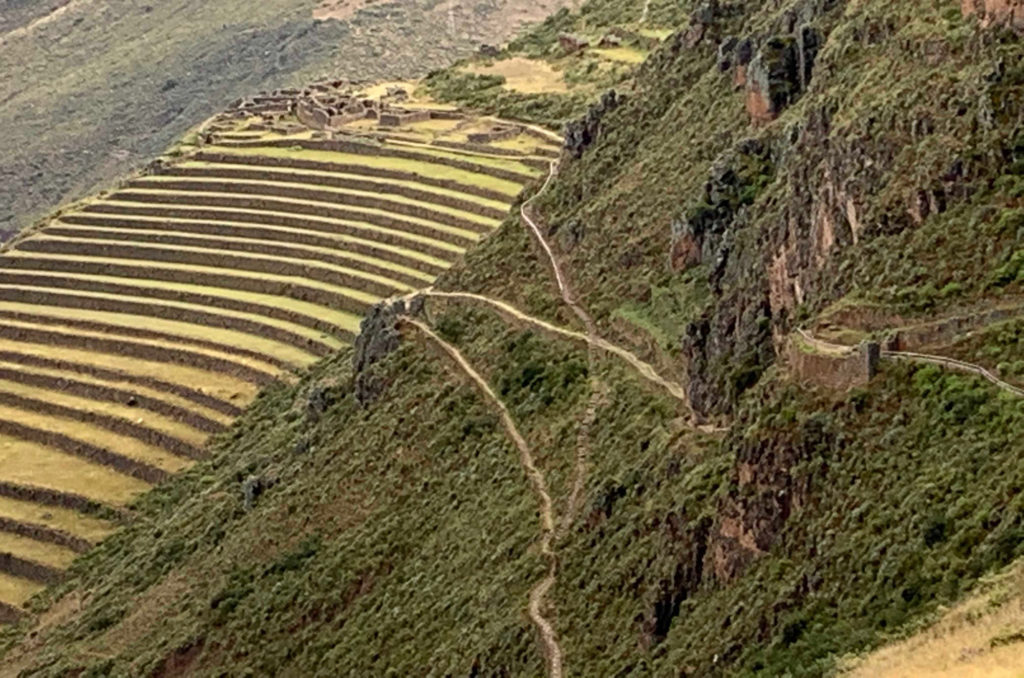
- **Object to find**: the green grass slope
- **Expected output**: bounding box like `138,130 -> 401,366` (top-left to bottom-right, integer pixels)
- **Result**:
2,0 -> 1024,676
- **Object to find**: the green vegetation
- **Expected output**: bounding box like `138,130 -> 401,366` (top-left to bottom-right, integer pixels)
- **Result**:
0,101 -> 550,615
2,0 -> 1024,675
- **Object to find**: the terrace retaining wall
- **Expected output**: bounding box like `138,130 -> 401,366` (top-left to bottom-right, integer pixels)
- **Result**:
0,324 -> 275,386
0,364 -> 224,435
0,551 -> 62,584
70,206 -> 460,265
14,238 -> 404,300
0,420 -> 167,484
0,266 -> 347,338
95,194 -> 479,247
0,277 -> 336,357
0,256 -> 370,318
162,166 -> 508,220
193,151 -> 513,203
117,183 -> 494,237
0,517 -> 92,553
0,351 -> 241,417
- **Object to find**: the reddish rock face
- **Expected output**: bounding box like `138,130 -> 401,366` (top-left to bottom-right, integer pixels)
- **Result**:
669,233 -> 701,271
963,0 -> 1024,30
745,84 -> 774,124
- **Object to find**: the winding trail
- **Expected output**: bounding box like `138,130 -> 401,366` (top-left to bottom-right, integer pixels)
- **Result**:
409,291 -> 691,406
398,316 -> 564,677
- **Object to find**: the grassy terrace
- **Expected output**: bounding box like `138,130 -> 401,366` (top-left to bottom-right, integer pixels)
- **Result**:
0,103 -> 558,620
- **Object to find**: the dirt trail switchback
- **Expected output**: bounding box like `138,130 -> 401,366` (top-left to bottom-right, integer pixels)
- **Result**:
399,316 -> 564,678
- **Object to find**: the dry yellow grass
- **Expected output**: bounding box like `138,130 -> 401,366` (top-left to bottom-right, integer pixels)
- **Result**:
357,80 -> 423,100
0,402 -> 190,473
0,358 -> 232,428
0,573 -> 44,607
0,293 -> 323,369
0,336 -> 259,406
840,561 -> 1024,678
0,495 -> 113,543
211,145 -> 526,196
0,375 -> 207,447
466,57 -> 569,94
590,46 -> 647,63
0,532 -> 78,570
0,435 -> 149,505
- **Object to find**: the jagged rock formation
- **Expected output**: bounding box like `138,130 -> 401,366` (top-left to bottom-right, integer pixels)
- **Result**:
564,90 -> 624,159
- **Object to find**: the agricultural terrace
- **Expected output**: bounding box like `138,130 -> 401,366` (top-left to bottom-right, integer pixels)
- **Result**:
0,83 -> 560,622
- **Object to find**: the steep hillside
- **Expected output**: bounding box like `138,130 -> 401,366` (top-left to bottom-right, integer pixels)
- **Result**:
0,0 -> 568,240
0,82 -> 558,624
2,0 -> 1024,676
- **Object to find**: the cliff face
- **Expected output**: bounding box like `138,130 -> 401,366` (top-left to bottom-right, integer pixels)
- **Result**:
540,0 -> 1023,418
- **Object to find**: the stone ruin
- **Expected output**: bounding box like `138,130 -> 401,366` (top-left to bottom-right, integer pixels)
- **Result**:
221,79 -> 467,137
466,123 -> 522,144
378,107 -> 431,128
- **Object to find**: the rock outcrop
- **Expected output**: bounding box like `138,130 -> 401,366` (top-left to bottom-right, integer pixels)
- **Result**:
564,90 -> 625,159
352,300 -> 405,406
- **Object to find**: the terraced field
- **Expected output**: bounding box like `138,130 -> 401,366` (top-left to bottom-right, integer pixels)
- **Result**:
0,96 -> 559,622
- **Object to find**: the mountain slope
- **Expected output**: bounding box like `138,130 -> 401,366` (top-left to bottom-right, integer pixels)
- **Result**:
2,0 -> 1024,676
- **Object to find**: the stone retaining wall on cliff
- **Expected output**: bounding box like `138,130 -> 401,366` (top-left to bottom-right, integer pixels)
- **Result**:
786,337 -> 879,391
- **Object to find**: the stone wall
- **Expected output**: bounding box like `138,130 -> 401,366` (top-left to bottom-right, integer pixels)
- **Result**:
786,338 -> 879,391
